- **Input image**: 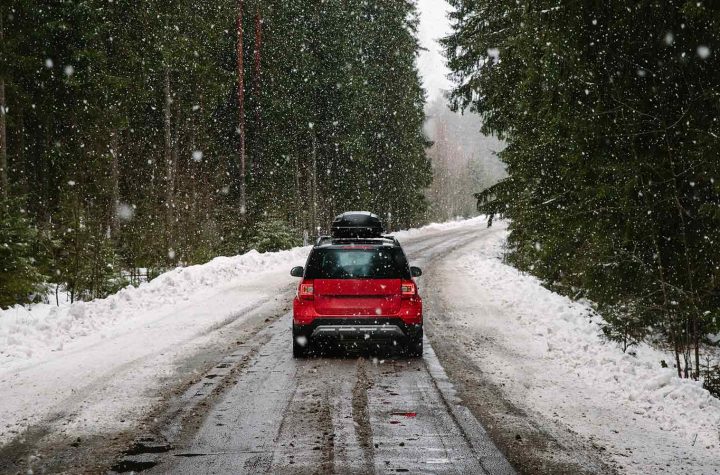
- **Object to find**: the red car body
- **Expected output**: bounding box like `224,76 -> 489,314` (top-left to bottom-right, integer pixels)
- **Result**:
290,237 -> 423,357
293,278 -> 422,325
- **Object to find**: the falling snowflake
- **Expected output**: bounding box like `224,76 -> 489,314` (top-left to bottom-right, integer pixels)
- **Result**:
116,203 -> 134,222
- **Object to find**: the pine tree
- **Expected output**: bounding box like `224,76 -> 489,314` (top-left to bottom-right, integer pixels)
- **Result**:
247,214 -> 301,253
0,0 -> 433,307
445,0 -> 720,379
0,197 -> 44,307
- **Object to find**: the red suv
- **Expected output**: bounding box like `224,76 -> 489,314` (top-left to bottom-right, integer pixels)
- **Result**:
290,212 -> 423,357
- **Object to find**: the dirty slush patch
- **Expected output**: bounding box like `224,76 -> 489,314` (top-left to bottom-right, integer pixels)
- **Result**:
423,291 -> 618,474
270,356 -> 381,474
351,357 -> 375,472
0,302 -> 287,475
107,328 -> 275,473
0,422 -> 135,475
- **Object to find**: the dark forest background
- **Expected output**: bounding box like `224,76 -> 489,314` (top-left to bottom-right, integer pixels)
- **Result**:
5,0 -> 718,393
0,1 -> 432,306
444,0 -> 720,386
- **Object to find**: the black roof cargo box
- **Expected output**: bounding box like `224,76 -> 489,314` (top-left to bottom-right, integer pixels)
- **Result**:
331,211 -> 384,238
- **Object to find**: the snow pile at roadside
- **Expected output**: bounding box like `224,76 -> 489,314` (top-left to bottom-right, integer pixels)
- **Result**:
393,215 -> 487,240
0,245 -> 311,363
0,215 -> 488,366
450,222 -> 720,472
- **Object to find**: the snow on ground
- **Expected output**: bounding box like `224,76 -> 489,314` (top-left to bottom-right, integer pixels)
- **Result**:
440,221 -> 720,474
394,215 -> 487,241
2,215 -> 717,474
0,246 -> 314,444
0,247 -> 310,365
0,217 -> 479,445
0,217 -> 479,368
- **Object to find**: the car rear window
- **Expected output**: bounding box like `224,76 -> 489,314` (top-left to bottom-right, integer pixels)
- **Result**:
305,247 -> 410,279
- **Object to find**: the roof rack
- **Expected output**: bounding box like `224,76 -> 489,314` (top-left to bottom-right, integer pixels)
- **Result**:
331,211 -> 384,238
315,235 -> 397,247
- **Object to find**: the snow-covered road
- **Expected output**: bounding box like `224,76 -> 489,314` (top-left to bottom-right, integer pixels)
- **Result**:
0,250 -> 307,448
424,222 -> 720,474
1,217 -> 718,474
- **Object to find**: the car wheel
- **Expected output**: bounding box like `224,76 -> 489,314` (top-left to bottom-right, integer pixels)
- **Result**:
408,336 -> 422,358
293,331 -> 309,358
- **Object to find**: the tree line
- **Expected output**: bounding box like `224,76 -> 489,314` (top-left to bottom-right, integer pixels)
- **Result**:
444,1 -> 720,383
425,97 -> 505,222
0,0 -> 431,307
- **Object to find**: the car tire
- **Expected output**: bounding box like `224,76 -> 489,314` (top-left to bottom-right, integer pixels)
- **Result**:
293,331 -> 309,358
408,335 -> 423,358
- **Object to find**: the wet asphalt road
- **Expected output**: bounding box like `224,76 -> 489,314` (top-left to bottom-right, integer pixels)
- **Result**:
119,230 -> 515,474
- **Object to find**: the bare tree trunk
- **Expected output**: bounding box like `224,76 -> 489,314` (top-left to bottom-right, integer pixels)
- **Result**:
172,98 -> 180,203
251,7 -> 263,182
236,0 -> 247,215
310,134 -> 318,237
294,154 -> 301,229
16,111 -> 25,194
0,76 -> 7,199
253,9 -> 262,98
0,13 -> 6,199
110,131 -> 120,234
651,219 -> 682,378
636,140 -> 685,379
665,138 -> 701,379
163,67 -> 176,254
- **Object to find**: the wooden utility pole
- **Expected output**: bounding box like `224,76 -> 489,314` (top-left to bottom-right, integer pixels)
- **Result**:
236,0 -> 247,214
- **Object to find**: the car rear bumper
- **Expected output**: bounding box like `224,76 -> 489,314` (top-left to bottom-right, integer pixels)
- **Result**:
293,298 -> 422,326
311,324 -> 405,339
294,318 -> 422,342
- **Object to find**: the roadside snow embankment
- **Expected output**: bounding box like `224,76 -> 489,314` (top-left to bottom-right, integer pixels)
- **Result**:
393,215 -> 487,241
0,246 -> 310,364
443,221 -> 720,474
0,215 -> 480,367
0,243 -> 315,445
0,217 -> 486,446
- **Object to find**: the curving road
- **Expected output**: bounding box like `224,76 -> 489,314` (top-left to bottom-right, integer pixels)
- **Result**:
109,228 -> 516,474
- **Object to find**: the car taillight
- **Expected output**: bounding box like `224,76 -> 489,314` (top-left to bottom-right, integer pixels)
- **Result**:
401,281 -> 416,297
299,281 -> 314,300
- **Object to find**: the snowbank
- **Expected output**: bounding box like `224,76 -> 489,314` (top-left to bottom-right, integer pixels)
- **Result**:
445,221 -> 720,473
393,215 -> 488,240
0,215 -> 486,365
0,246 -> 311,364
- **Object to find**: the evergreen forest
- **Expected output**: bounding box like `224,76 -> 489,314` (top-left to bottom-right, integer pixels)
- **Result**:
444,1 -> 720,382
0,1 -> 431,306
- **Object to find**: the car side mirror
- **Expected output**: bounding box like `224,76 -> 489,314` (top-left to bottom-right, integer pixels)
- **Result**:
410,266 -> 422,277
290,266 -> 304,277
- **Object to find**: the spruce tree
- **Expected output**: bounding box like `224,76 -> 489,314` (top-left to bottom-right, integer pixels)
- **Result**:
0,197 -> 44,307
0,0 -> 432,306
445,0 -> 720,378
